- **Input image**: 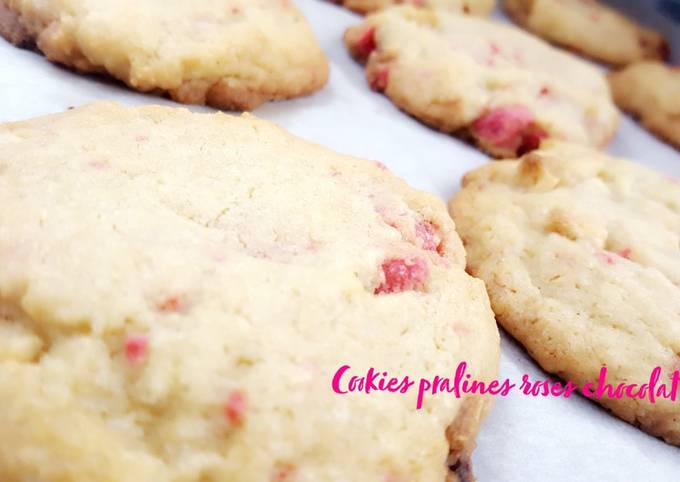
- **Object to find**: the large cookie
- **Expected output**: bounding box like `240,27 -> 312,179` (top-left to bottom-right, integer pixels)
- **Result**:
504,0 -> 669,66
345,7 -> 619,158
0,102 -> 500,481
450,142 -> 680,445
0,0 -> 328,110
608,61 -> 680,150
332,0 -> 495,16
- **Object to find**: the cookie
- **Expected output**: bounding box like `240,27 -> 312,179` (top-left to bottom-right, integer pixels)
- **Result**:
0,0 -> 29,47
504,0 -> 669,66
450,142 -> 680,445
332,0 -> 495,16
0,0 -> 328,110
0,102 -> 500,482
344,6 -> 619,158
608,61 -> 680,150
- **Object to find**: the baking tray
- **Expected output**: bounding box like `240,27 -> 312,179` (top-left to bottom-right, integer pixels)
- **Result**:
0,0 -> 678,480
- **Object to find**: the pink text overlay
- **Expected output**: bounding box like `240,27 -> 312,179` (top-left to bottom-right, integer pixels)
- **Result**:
331,363 -> 680,409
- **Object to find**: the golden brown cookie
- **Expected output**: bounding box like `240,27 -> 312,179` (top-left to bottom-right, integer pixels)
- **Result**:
608,61 -> 680,150
345,6 -> 619,158
333,0 -> 495,15
451,142 -> 680,445
504,0 -> 669,66
0,0 -> 328,110
0,102 -> 501,482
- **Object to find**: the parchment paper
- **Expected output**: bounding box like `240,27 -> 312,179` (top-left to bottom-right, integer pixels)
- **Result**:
1,1 -> 678,480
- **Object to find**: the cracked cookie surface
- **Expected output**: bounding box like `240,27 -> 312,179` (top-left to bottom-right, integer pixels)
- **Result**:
450,142 -> 680,445
345,6 -> 619,158
0,0 -> 328,110
0,102 -> 500,482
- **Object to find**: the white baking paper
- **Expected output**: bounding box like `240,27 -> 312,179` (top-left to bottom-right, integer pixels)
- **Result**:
0,1 -> 678,480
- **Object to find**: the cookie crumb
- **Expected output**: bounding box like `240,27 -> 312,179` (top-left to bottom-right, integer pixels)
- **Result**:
124,335 -> 149,366
355,27 -> 377,59
415,221 -> 439,252
375,258 -> 429,294
271,463 -> 296,482
597,251 -> 616,265
473,106 -> 546,155
618,248 -> 632,260
224,390 -> 247,426
369,65 -> 390,92
157,295 -> 186,313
